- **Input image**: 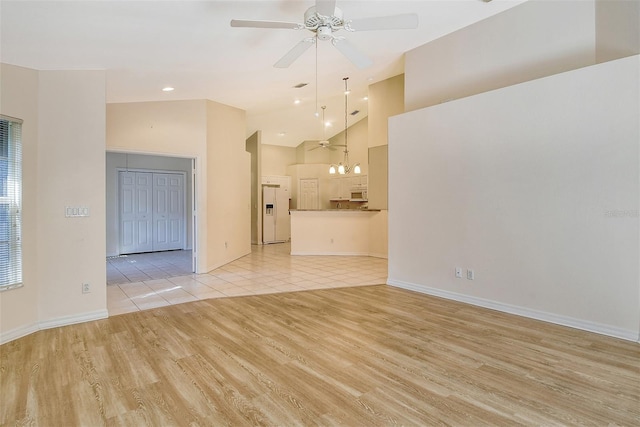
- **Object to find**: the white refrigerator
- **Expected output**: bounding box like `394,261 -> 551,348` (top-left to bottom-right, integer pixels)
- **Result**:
263,186 -> 290,244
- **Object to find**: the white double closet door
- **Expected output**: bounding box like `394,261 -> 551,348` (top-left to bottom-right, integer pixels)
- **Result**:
119,171 -> 186,254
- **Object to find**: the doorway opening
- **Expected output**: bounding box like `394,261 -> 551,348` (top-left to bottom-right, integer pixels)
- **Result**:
106,152 -> 197,283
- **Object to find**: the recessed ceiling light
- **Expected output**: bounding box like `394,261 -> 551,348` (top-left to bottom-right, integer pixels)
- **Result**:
325,121 -> 332,127
294,99 -> 301,105
278,132 -> 286,136
162,87 -> 174,92
363,96 -> 369,101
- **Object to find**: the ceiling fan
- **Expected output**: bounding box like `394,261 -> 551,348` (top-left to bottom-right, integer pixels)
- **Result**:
230,0 -> 419,69
309,140 -> 344,151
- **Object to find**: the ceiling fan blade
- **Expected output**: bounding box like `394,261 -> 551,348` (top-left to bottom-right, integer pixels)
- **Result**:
315,0 -> 336,17
274,37 -> 316,68
347,13 -> 419,31
230,19 -> 302,30
331,38 -> 373,69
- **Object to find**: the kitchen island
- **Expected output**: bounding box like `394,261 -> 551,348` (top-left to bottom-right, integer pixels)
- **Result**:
290,209 -> 386,257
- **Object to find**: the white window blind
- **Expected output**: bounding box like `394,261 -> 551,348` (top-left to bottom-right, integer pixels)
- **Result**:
0,116 -> 22,291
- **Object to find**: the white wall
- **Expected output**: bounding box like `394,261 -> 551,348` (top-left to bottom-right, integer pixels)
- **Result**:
1,64 -> 108,343
388,56 -> 639,341
105,152 -> 193,256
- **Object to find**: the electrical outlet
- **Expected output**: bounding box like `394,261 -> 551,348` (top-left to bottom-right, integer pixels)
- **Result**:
467,269 -> 475,280
455,267 -> 463,278
82,283 -> 91,294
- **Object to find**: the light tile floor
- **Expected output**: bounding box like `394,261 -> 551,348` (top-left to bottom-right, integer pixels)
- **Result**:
107,250 -> 192,285
107,243 -> 388,316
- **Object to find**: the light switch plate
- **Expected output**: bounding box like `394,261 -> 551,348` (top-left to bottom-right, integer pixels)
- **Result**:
65,206 -> 90,217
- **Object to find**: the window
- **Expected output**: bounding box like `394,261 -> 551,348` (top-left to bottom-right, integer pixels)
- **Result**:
0,116 -> 22,291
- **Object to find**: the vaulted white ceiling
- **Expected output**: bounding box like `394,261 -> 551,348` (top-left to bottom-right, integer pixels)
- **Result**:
0,0 -> 525,147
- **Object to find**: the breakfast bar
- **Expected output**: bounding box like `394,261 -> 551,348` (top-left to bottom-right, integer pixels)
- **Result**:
289,209 -> 382,256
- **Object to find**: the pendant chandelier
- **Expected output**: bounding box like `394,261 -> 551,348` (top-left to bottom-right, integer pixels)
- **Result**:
329,77 -> 360,175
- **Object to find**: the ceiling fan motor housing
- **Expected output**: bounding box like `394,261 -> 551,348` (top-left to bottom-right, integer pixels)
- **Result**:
304,6 -> 343,39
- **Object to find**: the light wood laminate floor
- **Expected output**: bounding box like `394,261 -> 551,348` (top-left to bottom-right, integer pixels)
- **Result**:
2,285 -> 638,426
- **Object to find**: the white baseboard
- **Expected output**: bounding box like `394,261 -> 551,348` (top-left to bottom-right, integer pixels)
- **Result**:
0,322 -> 40,345
387,279 -> 639,343
368,252 -> 388,259
38,309 -> 109,331
1,309 -> 109,345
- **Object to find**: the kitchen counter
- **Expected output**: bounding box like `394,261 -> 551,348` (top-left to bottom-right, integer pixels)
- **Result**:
290,209 -> 381,212
290,209 -> 384,256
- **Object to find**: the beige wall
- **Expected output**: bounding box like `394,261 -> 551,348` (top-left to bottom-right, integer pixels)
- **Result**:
1,64 -> 108,343
246,132 -> 261,245
368,74 -> 404,149
290,210 -> 383,256
0,64 -> 40,340
107,100 -> 209,269
106,99 -> 251,273
286,163 -> 334,210
595,0 -> 640,63
205,100 -> 251,270
261,144 -> 296,176
296,140 -> 332,164
405,0 -> 598,111
367,74 -> 404,211
37,70 -> 107,322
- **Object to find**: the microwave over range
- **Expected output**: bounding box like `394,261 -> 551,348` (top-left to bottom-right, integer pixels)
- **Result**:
350,187 -> 368,201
